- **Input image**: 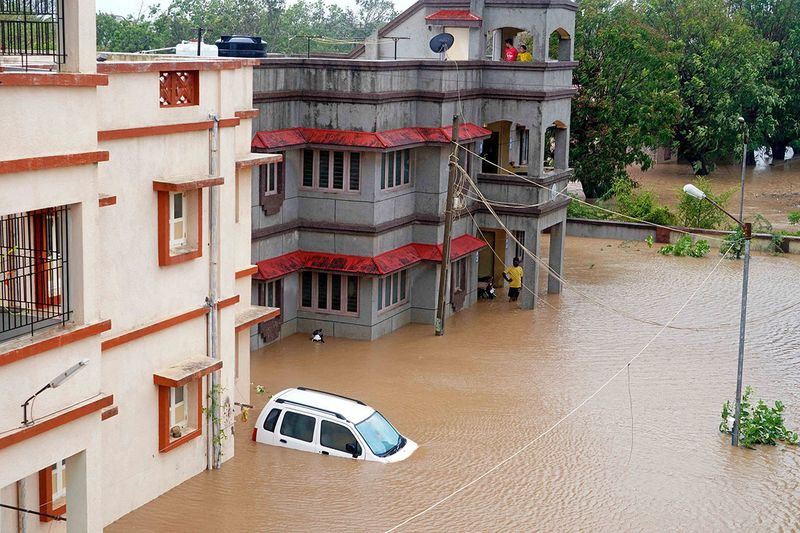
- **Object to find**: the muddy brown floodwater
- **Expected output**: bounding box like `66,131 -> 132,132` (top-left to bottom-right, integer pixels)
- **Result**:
629,158 -> 800,231
108,236 -> 800,532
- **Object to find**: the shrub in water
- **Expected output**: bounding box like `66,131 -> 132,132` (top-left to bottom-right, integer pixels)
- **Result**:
720,386 -> 799,448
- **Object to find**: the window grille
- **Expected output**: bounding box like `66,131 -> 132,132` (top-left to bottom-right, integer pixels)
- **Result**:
0,206 -> 71,342
0,0 -> 66,71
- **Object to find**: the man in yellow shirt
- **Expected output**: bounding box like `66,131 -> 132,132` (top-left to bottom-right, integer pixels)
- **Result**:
503,257 -> 524,302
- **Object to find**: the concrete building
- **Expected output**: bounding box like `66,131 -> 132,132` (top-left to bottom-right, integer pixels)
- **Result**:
249,0 -> 576,346
0,1 -> 275,530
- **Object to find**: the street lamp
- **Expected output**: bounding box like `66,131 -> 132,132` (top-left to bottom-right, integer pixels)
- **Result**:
21,358 -> 90,426
682,183 -> 751,447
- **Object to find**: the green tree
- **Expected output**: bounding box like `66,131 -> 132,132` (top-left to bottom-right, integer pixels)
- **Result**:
571,0 -> 681,198
675,175 -> 737,228
645,0 -> 777,174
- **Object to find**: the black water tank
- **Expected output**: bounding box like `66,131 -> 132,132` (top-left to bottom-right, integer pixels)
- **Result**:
215,35 -> 267,58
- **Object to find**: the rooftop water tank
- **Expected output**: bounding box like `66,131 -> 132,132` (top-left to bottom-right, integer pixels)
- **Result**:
175,40 -> 219,57
215,35 -> 267,58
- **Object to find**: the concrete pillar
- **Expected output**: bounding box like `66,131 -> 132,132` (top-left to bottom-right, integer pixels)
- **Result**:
554,126 -> 569,170
520,226 -> 540,309
528,127 -> 545,177
469,0 -> 486,59
547,221 -> 565,294
65,449 -> 100,533
63,0 -> 96,73
492,30 -> 502,61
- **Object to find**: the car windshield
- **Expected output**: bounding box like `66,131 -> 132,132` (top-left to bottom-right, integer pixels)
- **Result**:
355,412 -> 402,456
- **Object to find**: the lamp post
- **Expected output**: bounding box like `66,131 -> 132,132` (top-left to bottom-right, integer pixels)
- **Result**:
21,359 -> 90,425
683,183 -> 751,447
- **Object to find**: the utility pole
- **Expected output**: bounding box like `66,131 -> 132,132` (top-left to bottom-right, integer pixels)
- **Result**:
732,221 -> 751,447
435,115 -> 461,336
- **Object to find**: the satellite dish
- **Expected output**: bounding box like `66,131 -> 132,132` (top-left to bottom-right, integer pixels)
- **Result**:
429,32 -> 455,54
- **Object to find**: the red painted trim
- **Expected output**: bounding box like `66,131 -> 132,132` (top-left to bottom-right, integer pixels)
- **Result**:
158,384 -> 203,453
0,320 -> 111,367
235,308 -> 280,333
157,189 -> 203,266
235,266 -> 258,279
235,109 -> 259,119
0,395 -> 113,451
152,176 -> 224,192
98,118 -> 240,141
216,295 -> 240,309
101,406 -> 119,420
153,359 -> 223,387
99,195 -> 117,207
98,59 -> 250,74
101,307 -> 208,351
0,151 -> 109,175
0,72 -> 108,87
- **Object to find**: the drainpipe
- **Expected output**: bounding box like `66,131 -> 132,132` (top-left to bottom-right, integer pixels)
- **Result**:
207,114 -> 221,469
17,480 -> 26,533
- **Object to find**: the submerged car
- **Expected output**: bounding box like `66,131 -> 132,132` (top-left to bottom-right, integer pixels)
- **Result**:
252,387 -> 417,463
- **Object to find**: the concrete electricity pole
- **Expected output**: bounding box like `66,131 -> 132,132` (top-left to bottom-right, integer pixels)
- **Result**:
435,115 -> 461,336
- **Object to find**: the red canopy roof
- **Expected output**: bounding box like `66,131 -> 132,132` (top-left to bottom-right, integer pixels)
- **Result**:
425,9 -> 482,22
255,235 -> 487,280
252,123 -> 491,151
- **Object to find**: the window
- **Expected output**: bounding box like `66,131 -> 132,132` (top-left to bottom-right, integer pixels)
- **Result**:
378,269 -> 408,311
263,408 -> 281,431
320,420 -> 359,454
301,150 -> 360,191
257,279 -> 283,309
452,257 -> 467,293
517,127 -> 529,165
159,70 -> 199,107
380,149 -> 411,190
300,272 -> 359,315
513,230 -> 525,261
280,411 -> 316,442
38,459 -> 66,522
169,192 -> 187,248
169,385 -> 188,429
259,161 -> 282,197
156,187 -> 203,266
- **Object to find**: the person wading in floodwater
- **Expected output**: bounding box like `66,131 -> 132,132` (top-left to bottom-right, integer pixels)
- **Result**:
503,257 -> 524,302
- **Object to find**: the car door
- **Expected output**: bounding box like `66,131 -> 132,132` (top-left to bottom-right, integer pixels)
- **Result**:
275,410 -> 318,453
317,419 -> 364,460
257,407 -> 282,445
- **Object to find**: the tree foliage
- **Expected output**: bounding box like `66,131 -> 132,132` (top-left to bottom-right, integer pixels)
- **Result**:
675,176 -> 737,229
571,0 -> 680,198
96,0 -> 396,54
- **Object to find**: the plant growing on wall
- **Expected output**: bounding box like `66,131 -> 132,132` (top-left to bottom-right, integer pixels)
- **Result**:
658,235 -> 710,257
720,386 -> 799,448
203,384 -> 229,463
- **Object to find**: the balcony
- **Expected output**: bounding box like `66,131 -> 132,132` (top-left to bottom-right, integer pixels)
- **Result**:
0,206 -> 71,343
0,0 -> 66,72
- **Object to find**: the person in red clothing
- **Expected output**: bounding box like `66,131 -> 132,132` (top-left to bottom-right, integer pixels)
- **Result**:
503,38 -> 518,62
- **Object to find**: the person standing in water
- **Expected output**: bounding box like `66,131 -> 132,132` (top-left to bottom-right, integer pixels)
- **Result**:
503,257 -> 524,302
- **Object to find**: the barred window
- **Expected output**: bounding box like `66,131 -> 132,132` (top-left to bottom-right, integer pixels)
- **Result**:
301,150 -> 360,191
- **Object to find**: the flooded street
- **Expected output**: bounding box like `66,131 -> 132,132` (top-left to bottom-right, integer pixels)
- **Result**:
630,158 -> 800,231
108,236 -> 800,532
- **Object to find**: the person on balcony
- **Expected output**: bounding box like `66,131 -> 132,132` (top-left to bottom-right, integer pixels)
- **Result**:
517,45 -> 532,62
503,39 -> 518,62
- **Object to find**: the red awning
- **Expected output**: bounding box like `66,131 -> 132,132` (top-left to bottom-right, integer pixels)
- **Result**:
255,236 -> 487,280
252,124 -> 491,151
425,9 -> 482,22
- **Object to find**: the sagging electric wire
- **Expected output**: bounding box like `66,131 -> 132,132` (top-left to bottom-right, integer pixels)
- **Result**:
385,245 -> 733,532
454,141 -> 729,243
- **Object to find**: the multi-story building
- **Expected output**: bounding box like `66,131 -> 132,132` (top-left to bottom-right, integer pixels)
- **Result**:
249,0 -> 576,346
0,1 -> 275,530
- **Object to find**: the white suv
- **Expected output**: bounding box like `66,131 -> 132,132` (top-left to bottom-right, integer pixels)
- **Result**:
252,387 -> 418,463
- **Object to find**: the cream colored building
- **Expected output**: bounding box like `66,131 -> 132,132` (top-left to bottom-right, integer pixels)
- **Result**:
0,0 -> 277,530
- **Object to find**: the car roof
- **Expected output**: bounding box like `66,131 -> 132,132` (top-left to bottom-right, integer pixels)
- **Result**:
276,388 -> 375,424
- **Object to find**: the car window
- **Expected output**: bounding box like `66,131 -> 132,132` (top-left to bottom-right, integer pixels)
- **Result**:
263,408 -> 281,432
320,420 -> 359,454
280,411 -> 315,442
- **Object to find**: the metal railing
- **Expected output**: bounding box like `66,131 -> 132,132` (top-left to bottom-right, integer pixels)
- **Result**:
0,206 -> 71,342
0,0 -> 66,71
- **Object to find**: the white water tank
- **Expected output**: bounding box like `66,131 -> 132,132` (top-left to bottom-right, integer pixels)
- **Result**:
175,40 -> 219,57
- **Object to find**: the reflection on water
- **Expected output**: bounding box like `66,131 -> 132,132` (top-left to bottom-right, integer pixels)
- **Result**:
629,156 -> 800,231
107,237 -> 800,532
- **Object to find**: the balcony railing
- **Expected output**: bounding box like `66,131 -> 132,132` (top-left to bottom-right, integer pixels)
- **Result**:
0,206 -> 71,343
0,0 -> 66,71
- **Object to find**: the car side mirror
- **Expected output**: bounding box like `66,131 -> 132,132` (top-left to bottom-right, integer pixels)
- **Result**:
345,442 -> 361,457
